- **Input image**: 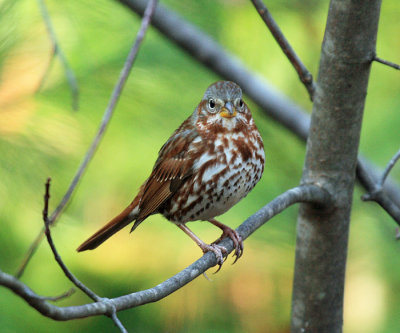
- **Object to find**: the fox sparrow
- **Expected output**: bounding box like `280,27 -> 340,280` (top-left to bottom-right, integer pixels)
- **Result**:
77,81 -> 265,269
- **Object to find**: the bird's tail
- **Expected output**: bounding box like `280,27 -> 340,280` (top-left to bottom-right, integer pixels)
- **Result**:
77,197 -> 141,252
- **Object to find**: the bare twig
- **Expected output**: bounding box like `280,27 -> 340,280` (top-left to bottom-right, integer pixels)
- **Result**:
374,56 -> 400,70
15,230 -> 45,279
2,185 -> 331,321
250,0 -> 316,100
15,0 -> 158,280
37,0 -> 79,110
42,178 -> 99,302
42,178 -> 127,332
41,288 -> 76,302
361,149 -> 400,226
379,149 -> 400,188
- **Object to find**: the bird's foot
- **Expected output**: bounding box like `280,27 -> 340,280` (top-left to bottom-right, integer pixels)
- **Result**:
177,224 -> 229,272
199,243 -> 228,273
211,222 -> 243,264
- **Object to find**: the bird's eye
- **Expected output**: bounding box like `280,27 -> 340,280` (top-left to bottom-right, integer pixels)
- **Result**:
208,99 -> 215,109
207,98 -> 217,113
236,98 -> 244,111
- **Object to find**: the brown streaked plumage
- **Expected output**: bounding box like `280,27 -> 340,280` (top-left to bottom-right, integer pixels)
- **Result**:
77,81 -> 265,269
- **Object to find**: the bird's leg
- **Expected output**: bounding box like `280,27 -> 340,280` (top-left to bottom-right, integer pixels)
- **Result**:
208,219 -> 243,264
178,224 -> 227,271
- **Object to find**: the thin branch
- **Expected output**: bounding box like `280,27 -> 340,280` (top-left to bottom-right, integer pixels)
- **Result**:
110,311 -> 128,333
41,288 -> 76,302
361,149 -> 400,226
15,0 -> 158,280
2,185 -> 332,321
42,179 -> 99,302
374,56 -> 400,70
43,179 -> 127,332
117,0 -> 400,211
379,149 -> 400,188
15,230 -> 45,279
250,0 -> 316,100
37,0 -> 79,110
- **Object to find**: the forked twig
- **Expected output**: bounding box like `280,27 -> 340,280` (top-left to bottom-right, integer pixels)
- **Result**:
36,0 -> 79,110
363,149 -> 400,198
42,179 -> 127,333
16,0 -> 158,280
378,150 -> 400,189
250,0 -> 316,100
361,149 -> 400,227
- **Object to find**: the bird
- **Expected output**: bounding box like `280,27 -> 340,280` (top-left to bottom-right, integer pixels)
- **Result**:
77,81 -> 265,270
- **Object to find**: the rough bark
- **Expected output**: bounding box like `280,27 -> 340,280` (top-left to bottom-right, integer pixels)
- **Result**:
291,1 -> 382,332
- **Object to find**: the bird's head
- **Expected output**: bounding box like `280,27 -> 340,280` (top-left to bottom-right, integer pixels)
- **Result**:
193,81 -> 253,133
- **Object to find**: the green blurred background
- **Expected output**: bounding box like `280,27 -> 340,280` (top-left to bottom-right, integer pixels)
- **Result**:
1,0 -> 400,332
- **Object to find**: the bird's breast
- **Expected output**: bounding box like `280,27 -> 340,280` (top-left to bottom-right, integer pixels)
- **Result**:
161,130 -> 265,223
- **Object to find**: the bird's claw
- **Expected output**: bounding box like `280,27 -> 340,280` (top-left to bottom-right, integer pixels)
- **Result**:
212,228 -> 244,265
230,231 -> 244,264
200,243 -> 228,273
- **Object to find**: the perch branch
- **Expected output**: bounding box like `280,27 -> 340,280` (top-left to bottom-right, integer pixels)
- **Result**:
374,56 -> 400,70
1,185 -> 331,321
250,0 -> 316,100
15,0 -> 158,280
36,0 -> 79,110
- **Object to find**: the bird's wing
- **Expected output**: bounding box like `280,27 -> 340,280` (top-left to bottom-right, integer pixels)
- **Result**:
77,120 -> 200,252
136,124 -> 199,221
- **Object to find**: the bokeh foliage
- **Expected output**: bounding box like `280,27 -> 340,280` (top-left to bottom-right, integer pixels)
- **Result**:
0,0 -> 399,332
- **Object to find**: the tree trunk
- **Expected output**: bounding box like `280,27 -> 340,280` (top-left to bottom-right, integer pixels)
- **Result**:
291,1 -> 382,332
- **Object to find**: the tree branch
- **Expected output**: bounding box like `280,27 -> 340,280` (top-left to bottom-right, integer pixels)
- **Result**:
40,288 -> 75,302
361,148 -> 400,226
2,185 -> 331,321
15,0 -> 158,279
36,0 -> 79,110
374,56 -> 400,70
250,0 -> 316,100
378,149 -> 400,188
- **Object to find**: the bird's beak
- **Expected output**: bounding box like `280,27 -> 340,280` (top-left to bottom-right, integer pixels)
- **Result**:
220,102 -> 237,118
